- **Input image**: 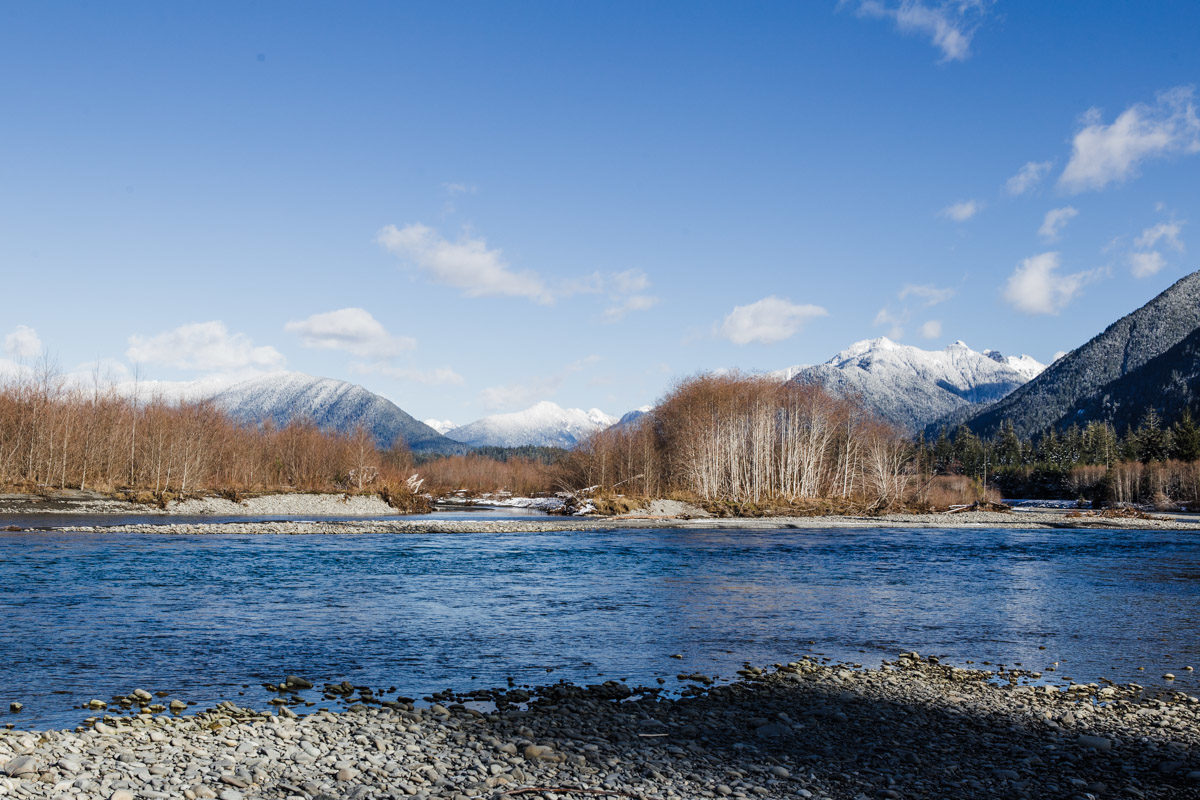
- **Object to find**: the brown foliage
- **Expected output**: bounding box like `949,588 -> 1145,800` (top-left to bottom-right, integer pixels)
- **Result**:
918,475 -> 1003,509
418,454 -> 557,496
564,373 -> 916,509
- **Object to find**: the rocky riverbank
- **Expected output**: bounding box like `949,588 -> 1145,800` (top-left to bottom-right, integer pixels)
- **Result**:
6,489 -> 1200,532
3,655 -> 1199,799
30,507 -> 1200,534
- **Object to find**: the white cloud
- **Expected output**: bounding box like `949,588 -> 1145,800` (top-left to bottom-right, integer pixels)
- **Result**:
719,296 -> 828,345
1135,220 -> 1185,252
1005,161 -> 1052,196
898,283 -> 955,306
1038,206 -> 1079,241
1002,252 -> 1095,315
285,308 -> 415,360
919,320 -> 943,339
1129,251 -> 1166,279
852,0 -> 992,62
352,363 -> 465,386
598,269 -> 659,321
126,321 -> 285,371
1059,86 -> 1200,193
377,223 -> 554,304
3,325 -> 43,360
940,199 -> 982,222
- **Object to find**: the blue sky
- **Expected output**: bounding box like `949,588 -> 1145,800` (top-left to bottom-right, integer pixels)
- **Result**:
2,1 -> 1199,424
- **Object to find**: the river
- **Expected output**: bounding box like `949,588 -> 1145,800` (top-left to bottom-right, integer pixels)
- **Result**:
1,522 -> 1198,728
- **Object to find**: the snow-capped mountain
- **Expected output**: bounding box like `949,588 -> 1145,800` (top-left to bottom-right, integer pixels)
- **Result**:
959,269 -> 1200,438
791,338 -> 1044,432
211,371 -> 464,454
608,405 -> 653,431
445,401 -> 618,448
422,419 -> 457,435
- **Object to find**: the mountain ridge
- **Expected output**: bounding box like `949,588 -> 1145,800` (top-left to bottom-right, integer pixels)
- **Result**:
444,401 -> 618,449
954,269 -> 1200,438
790,337 -> 1043,432
210,371 -> 465,454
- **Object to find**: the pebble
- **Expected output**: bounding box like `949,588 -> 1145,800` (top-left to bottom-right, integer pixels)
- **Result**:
0,656 -> 1194,800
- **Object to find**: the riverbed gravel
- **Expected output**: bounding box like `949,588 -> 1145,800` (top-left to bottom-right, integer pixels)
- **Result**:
7,492 -> 1200,532
2,655 -> 1198,799
35,507 -> 1200,535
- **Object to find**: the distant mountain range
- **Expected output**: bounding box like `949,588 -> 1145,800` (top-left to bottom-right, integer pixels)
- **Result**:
209,272 -> 1200,453
954,270 -> 1200,438
210,372 -> 465,454
212,374 -> 623,452
443,401 -> 617,448
790,338 -> 1044,432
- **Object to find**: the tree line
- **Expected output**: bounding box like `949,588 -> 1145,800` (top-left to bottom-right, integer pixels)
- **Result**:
0,369 -> 424,507
921,410 -> 1200,505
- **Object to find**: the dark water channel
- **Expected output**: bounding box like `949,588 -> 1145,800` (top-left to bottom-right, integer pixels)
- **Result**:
1,524 -> 1198,728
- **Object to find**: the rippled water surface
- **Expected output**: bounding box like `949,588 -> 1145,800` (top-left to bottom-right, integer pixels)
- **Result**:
2,524 -> 1199,727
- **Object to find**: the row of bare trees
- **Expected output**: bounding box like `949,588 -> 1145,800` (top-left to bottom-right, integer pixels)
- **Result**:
0,371 -> 415,497
564,374 -> 914,508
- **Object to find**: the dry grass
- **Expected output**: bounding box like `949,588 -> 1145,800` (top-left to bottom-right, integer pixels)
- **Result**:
589,494 -> 646,516
418,454 -> 557,496
917,475 -> 1002,510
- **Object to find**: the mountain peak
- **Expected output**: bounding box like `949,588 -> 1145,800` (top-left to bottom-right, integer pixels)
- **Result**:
794,338 -> 1044,432
445,402 -> 617,449
957,268 -> 1200,438
211,372 -> 462,454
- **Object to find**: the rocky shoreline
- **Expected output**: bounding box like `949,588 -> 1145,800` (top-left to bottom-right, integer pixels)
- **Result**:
3,655 -> 1199,799
5,490 -> 1200,532
27,508 -> 1200,535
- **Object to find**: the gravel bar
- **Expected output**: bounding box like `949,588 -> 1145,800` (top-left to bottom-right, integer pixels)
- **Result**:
3,655 -> 1199,799
35,508 -> 1200,535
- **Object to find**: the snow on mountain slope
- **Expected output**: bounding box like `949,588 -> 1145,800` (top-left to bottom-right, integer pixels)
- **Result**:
445,401 -> 618,448
422,419 -> 457,435
959,269 -> 1200,438
211,371 -> 463,453
607,405 -> 653,431
791,338 -> 1044,432
767,364 -> 810,382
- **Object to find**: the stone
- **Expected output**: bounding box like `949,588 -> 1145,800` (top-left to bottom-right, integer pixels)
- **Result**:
285,676 -> 313,689
111,791 -> 135,800
1076,735 -> 1113,752
2,756 -> 38,777
336,767 -> 359,781
132,689 -> 153,701
7,702 -> 21,713
522,744 -> 558,761
170,700 -> 188,712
